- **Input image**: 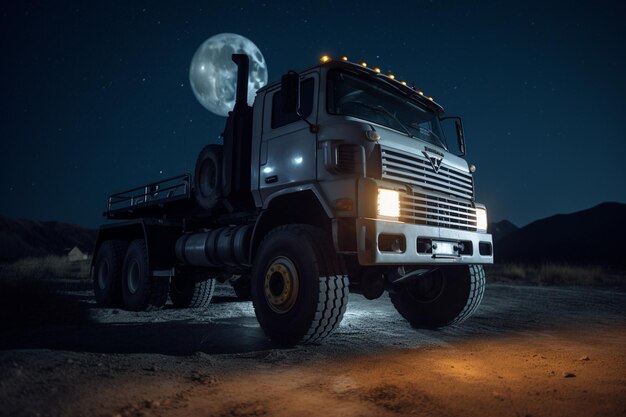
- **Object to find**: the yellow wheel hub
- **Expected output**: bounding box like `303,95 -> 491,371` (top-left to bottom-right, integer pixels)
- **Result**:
264,256 -> 299,314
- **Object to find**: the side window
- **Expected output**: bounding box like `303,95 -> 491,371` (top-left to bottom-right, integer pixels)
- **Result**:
271,78 -> 315,129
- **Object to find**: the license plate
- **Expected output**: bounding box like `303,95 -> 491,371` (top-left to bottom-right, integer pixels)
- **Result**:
432,240 -> 456,255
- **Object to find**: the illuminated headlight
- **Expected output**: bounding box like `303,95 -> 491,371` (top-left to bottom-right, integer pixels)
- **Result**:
377,189 -> 400,219
476,207 -> 488,232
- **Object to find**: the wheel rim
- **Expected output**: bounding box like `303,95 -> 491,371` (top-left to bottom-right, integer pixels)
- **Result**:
127,260 -> 140,294
264,256 -> 299,314
97,260 -> 109,290
410,270 -> 445,302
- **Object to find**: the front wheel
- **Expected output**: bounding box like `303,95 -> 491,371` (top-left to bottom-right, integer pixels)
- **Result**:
251,225 -> 349,345
389,265 -> 485,328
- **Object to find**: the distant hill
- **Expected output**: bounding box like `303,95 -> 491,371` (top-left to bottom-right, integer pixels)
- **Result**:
0,215 -> 97,261
488,220 -> 518,242
495,202 -> 626,267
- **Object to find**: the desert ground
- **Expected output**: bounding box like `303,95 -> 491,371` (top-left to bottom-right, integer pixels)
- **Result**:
1,277 -> 625,417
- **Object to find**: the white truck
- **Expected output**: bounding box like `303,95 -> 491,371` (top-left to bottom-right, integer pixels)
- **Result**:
92,54 -> 493,345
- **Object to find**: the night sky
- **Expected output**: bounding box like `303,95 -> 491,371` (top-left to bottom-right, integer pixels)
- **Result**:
1,1 -> 625,228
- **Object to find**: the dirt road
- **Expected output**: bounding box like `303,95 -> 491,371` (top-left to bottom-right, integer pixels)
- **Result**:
1,283 -> 625,417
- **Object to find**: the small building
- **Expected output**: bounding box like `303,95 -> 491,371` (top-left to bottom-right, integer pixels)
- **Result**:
67,246 -> 88,262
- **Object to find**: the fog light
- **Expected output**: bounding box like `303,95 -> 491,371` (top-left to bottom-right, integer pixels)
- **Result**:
377,189 -> 400,219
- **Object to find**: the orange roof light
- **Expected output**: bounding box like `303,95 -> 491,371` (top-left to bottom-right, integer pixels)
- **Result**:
320,55 -> 331,63
417,90 -> 424,95
400,81 -> 407,86
388,74 -> 395,79
428,96 -> 434,101
340,56 -> 349,61
373,67 -> 381,73
360,61 -> 367,67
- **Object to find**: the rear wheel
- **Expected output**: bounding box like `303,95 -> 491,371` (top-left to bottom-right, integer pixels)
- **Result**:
92,240 -> 128,306
121,239 -> 169,311
251,225 -> 349,345
389,265 -> 485,328
169,273 -> 216,308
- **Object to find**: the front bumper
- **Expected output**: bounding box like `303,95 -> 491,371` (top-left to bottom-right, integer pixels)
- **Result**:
356,218 -> 493,266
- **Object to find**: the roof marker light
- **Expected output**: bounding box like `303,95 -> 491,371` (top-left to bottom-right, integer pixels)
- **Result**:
417,90 -> 424,95
320,55 -> 331,63
400,81 -> 407,86
388,74 -> 395,79
428,96 -> 434,101
340,56 -> 348,61
373,67 -> 381,73
360,61 -> 367,67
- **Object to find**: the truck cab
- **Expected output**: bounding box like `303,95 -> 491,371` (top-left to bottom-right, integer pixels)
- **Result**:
252,59 -> 492,265
92,54 -> 493,346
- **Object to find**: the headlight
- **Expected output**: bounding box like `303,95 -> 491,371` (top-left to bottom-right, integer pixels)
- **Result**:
377,189 -> 400,219
476,207 -> 488,232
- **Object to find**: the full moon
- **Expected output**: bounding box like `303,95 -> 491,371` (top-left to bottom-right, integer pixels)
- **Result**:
189,33 -> 268,117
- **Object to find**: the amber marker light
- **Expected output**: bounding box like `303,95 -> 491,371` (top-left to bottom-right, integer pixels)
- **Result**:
360,61 -> 367,67
334,198 -> 354,211
388,74 -> 395,79
428,96 -> 434,101
320,55 -> 331,63
373,67 -> 381,73
417,90 -> 424,95
400,81 -> 407,86
340,56 -> 349,61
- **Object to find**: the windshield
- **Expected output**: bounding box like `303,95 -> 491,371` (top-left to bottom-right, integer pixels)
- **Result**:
326,69 -> 447,149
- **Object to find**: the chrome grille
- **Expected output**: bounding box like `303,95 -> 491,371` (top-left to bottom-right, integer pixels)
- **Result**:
382,148 -> 474,200
401,190 -> 477,230
382,147 -> 477,231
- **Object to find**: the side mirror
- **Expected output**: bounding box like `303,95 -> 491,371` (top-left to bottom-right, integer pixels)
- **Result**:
440,116 -> 466,156
455,119 -> 466,156
280,71 -> 300,113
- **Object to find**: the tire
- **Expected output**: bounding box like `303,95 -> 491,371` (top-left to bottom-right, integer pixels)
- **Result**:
169,273 -> 216,308
92,240 -> 128,306
389,265 -> 485,328
194,144 -> 223,212
232,277 -> 252,301
251,225 -> 349,345
121,239 -> 169,311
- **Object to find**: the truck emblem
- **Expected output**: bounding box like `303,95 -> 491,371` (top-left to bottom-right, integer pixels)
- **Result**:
423,150 -> 443,172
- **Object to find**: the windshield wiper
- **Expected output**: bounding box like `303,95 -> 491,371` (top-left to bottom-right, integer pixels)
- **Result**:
372,104 -> 414,138
349,101 -> 414,138
411,123 -> 445,148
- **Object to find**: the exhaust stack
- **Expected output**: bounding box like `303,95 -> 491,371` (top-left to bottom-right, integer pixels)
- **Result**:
232,54 -> 249,111
221,54 -> 253,209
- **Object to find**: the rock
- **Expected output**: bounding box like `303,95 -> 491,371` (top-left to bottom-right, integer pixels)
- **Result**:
144,400 -> 160,408
579,356 -> 590,361
563,372 -> 576,378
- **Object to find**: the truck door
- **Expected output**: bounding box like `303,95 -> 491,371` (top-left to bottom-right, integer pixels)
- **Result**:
258,73 -> 319,202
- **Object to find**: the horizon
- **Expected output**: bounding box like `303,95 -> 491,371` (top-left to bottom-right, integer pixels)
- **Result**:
4,200 -> 624,231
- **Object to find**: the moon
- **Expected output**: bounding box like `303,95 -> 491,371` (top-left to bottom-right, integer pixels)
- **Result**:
189,33 -> 268,117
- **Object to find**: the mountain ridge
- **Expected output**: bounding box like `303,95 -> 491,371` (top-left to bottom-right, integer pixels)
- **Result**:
0,215 -> 97,261
493,202 -> 626,266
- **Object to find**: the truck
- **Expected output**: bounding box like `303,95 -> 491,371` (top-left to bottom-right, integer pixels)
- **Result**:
91,54 -> 494,345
